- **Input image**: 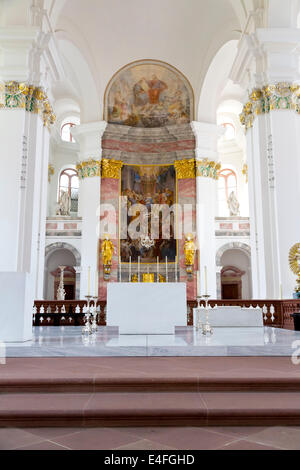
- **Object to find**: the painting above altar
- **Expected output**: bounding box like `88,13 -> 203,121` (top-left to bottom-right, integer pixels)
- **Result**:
120,164 -> 177,263
105,60 -> 194,128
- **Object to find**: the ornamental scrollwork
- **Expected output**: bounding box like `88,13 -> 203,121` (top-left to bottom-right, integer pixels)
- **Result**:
240,82 -> 300,131
76,160 -> 101,179
196,159 -> 221,180
0,81 -> 56,128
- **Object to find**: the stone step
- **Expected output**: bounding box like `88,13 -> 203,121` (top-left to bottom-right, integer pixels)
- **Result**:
2,357 -> 300,393
1,391 -> 300,427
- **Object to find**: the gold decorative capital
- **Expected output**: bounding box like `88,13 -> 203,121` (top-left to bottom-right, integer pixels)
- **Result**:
101,158 -> 123,179
174,159 -> 195,179
0,81 -> 56,128
76,159 -> 101,179
240,82 -> 300,132
196,159 -> 221,180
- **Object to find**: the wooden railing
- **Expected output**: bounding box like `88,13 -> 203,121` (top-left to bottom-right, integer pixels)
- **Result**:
33,299 -> 300,329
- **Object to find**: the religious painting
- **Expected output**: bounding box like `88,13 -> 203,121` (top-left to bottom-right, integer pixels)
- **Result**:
105,60 -> 194,128
120,165 -> 177,263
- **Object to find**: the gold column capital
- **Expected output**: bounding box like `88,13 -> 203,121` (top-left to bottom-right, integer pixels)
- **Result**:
196,159 -> 221,180
0,81 -> 56,128
101,158 -> 123,179
76,159 -> 101,179
174,159 -> 195,179
240,82 -> 300,132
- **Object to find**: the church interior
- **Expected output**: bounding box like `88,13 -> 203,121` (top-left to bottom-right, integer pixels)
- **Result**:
1,0 -> 300,452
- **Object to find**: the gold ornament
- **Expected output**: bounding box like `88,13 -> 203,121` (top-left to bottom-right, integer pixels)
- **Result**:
76,159 -> 101,179
196,159 -> 221,180
0,80 -> 56,128
102,158 -> 123,179
48,164 -> 55,183
174,159 -> 195,179
240,82 -> 300,132
289,243 -> 300,294
242,163 -> 248,183
184,233 -> 196,266
101,235 -> 114,266
143,273 -> 155,283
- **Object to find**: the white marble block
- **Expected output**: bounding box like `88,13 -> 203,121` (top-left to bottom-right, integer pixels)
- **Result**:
107,283 -> 187,334
0,272 -> 33,342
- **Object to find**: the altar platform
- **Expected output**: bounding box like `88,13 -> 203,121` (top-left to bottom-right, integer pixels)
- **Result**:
3,326 -> 300,357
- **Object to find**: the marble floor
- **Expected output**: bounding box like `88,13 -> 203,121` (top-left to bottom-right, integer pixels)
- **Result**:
2,326 -> 300,357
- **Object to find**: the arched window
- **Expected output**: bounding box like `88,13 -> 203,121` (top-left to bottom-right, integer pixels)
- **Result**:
218,168 -> 238,216
58,168 -> 79,213
221,122 -> 235,140
61,122 -> 76,142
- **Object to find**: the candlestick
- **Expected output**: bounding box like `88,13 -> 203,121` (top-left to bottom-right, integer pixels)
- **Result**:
119,259 -> 122,283
138,256 -> 140,283
157,257 -> 159,283
88,266 -> 91,296
204,265 -> 208,295
129,256 -> 132,282
175,256 -> 178,283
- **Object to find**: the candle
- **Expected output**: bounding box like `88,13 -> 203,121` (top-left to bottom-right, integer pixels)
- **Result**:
88,266 -> 91,296
204,266 -> 208,295
129,256 -> 132,282
95,270 -> 98,297
138,256 -> 140,283
198,245 -> 201,271
157,257 -> 159,283
280,284 -> 283,300
166,256 -> 168,283
197,271 -> 201,297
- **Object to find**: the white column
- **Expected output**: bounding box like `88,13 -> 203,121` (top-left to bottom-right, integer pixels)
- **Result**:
231,28 -> 300,298
71,122 -> 107,298
0,26 -> 60,340
192,122 -> 222,298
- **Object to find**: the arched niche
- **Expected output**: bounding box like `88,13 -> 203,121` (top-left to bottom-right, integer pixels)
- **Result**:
216,242 -> 252,299
44,243 -> 81,300
104,60 -> 194,128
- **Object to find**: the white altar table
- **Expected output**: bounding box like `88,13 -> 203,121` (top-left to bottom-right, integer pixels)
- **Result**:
193,306 -> 263,328
107,283 -> 187,335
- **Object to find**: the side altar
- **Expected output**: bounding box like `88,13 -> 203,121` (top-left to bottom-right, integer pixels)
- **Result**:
107,283 -> 187,335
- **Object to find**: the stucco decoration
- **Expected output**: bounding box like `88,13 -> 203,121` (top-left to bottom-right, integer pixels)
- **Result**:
104,60 -> 194,128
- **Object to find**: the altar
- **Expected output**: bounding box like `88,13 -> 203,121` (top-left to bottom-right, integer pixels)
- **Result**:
107,283 -> 187,335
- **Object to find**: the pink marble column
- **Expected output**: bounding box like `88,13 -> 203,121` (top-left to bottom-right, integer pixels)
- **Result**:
178,179 -> 197,300
99,178 -> 120,301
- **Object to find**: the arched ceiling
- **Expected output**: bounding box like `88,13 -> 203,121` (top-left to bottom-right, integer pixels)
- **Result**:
53,0 -> 243,121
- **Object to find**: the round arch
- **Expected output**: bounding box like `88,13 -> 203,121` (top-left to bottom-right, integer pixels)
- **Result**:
45,242 -> 81,266
216,242 -> 251,267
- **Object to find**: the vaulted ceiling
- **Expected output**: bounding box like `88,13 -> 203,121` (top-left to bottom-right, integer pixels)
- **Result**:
53,0 -> 246,120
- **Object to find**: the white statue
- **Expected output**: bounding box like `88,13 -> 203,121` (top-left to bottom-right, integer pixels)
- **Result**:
227,191 -> 240,217
56,190 -> 71,216
57,266 -> 66,301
